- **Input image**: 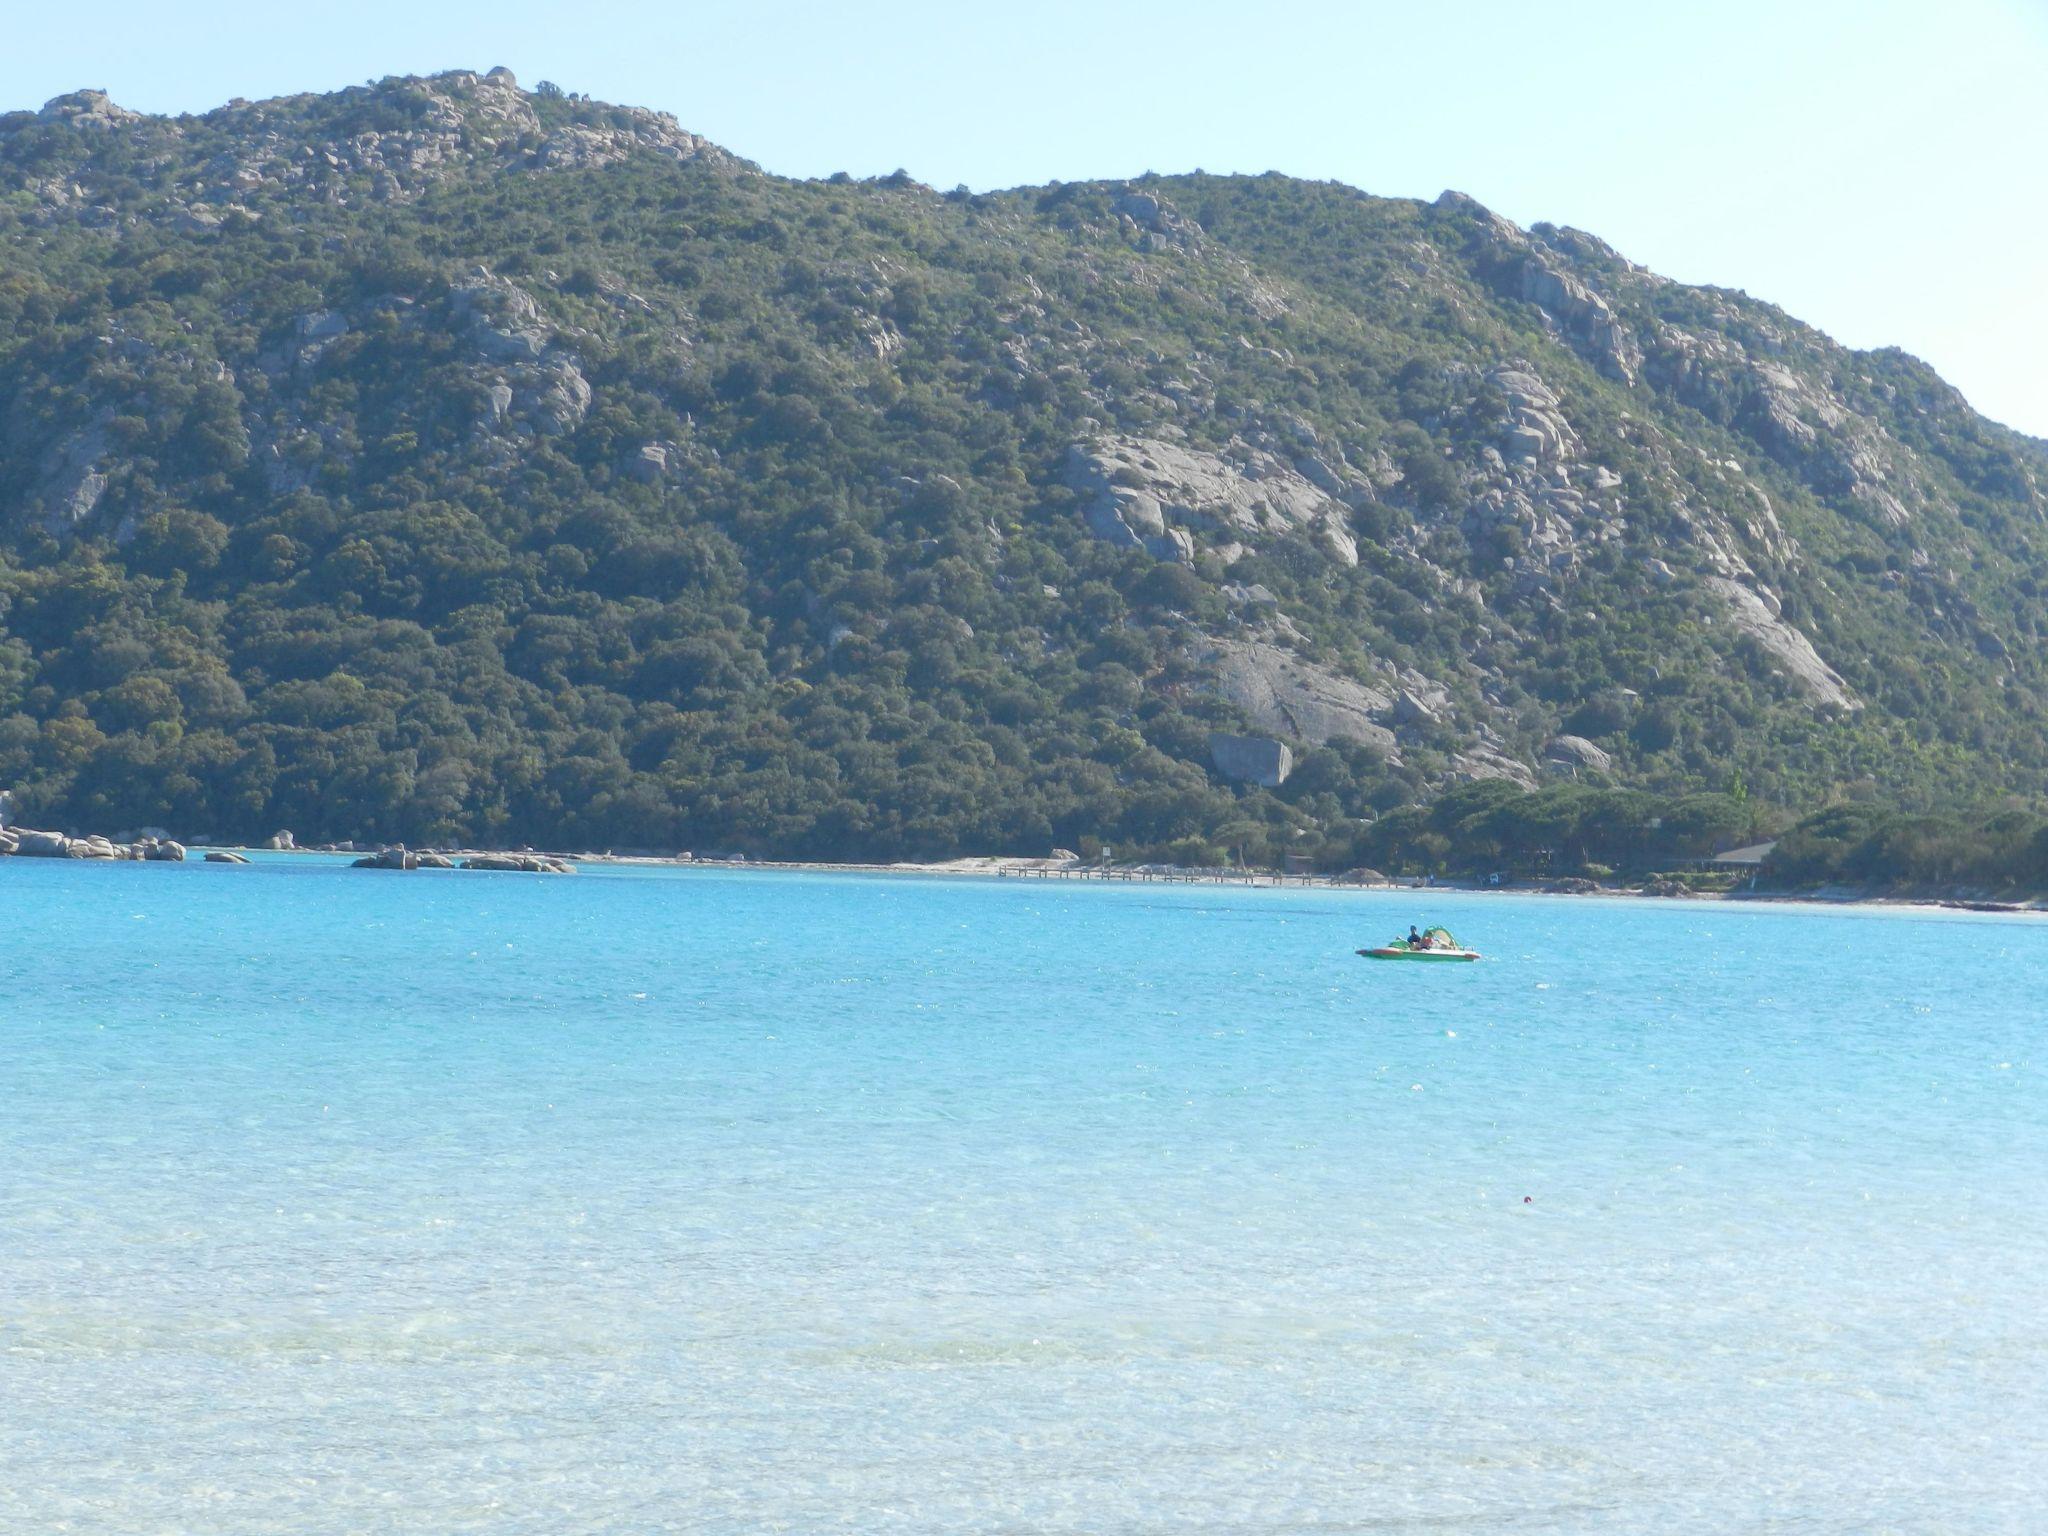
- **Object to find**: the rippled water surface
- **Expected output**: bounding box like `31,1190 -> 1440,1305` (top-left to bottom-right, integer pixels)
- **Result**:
3,857 -> 2045,1533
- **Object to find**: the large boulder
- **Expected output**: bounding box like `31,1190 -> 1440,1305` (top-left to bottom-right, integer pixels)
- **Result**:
1393,689 -> 1440,725
12,829 -> 72,857
266,830 -> 296,850
1543,735 -> 1614,775
1450,745 -> 1540,790
203,850 -> 251,864
353,846 -> 419,870
629,442 -> 669,484
1209,732 -> 1293,788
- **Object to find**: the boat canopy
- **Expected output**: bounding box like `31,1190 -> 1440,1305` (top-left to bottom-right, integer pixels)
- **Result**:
1387,925 -> 1462,951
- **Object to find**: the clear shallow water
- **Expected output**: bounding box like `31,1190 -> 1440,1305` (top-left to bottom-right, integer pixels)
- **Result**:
2,859 -> 2044,1534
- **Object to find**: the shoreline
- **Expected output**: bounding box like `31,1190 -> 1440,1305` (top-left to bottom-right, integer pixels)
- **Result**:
10,826 -> 2041,916
227,843 -> 2048,915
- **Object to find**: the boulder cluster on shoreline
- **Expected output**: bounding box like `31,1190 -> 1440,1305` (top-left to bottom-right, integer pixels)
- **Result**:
458,853 -> 575,874
0,827 -> 187,861
0,824 -> 572,873
351,844 -> 573,873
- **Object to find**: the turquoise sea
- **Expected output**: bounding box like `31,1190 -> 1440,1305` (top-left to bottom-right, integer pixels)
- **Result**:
3,857 -> 2044,1533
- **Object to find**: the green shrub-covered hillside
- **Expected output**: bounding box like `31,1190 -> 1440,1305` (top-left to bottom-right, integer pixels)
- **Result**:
1,71 -> 2044,861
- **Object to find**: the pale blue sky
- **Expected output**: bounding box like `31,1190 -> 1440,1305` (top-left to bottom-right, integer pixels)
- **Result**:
7,1 -> 2045,436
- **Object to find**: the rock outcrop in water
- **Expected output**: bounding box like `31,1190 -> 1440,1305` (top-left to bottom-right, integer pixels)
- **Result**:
352,845 -> 421,870
461,853 -> 576,874
347,844 -> 574,872
0,825 -> 578,871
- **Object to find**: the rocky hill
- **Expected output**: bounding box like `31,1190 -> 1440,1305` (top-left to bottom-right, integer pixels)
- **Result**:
1,69 -> 2044,863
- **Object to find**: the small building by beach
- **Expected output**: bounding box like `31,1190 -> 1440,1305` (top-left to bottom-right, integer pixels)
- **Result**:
1709,841 -> 1777,869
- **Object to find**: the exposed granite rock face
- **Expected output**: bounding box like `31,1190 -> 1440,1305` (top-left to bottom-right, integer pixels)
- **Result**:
630,442 -> 670,483
1186,639 -> 1397,751
533,360 -> 593,435
1543,734 -> 1614,774
1516,252 -> 1640,384
453,275 -> 551,361
1110,185 -> 1202,250
293,72 -> 708,202
0,70 -> 739,248
1450,745 -> 1540,790
1431,185 -> 2009,600
1438,191 -> 1640,383
1393,688 -> 1439,725
1209,732 -> 1293,787
37,90 -> 141,127
1404,356 -> 1636,601
1644,326 -> 1920,530
433,271 -> 598,438
1704,577 -> 1858,709
32,420 -> 113,535
1435,187 -> 1988,555
1182,637 -> 1528,786
296,309 -> 348,342
1489,365 -> 1579,465
1067,434 -> 1361,567
1408,344 -> 1847,671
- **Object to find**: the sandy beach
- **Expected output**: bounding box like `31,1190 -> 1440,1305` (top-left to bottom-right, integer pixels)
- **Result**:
225,842 -> 2048,914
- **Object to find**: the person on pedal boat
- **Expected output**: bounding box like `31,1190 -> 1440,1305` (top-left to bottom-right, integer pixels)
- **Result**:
1407,925 -> 1428,950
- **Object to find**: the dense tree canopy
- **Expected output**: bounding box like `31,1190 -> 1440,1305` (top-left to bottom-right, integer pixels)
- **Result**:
2,72 -> 2046,876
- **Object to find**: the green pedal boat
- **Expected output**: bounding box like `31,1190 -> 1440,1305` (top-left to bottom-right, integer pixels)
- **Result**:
1359,926 -> 1481,962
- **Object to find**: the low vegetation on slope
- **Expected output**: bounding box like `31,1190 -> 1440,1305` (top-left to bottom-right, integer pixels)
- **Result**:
1,71 -> 2044,865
